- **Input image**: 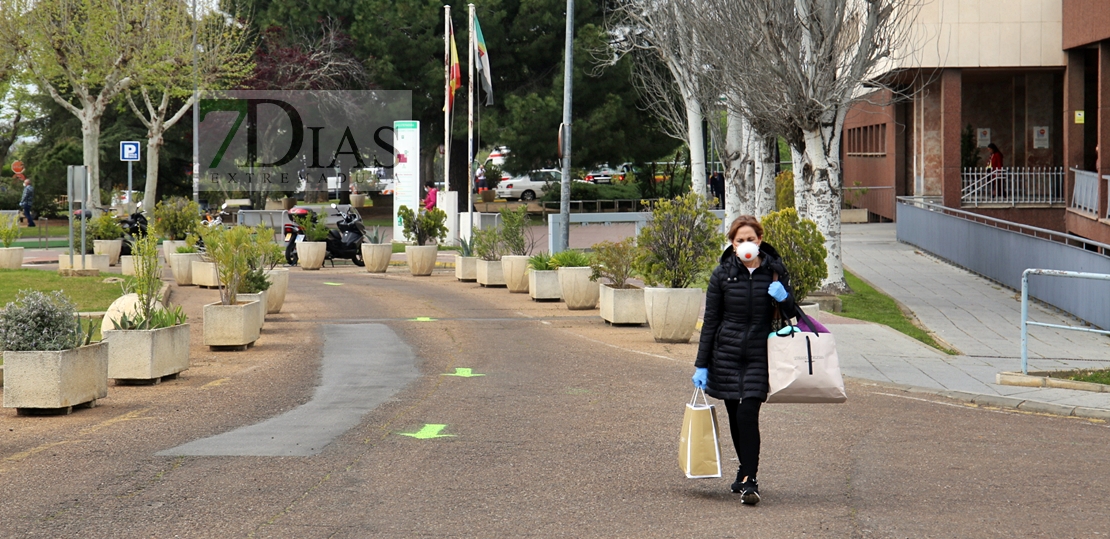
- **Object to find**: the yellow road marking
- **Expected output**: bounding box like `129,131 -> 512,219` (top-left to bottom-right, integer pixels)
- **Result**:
202,377 -> 231,389
79,408 -> 153,435
3,440 -> 80,465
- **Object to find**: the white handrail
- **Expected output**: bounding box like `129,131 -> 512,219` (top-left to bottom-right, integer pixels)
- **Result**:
1021,269 -> 1110,374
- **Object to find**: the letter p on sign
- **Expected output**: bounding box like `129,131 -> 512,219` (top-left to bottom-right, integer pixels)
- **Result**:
121,141 -> 141,162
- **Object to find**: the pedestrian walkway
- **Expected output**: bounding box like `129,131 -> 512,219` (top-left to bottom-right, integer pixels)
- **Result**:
838,223 -> 1110,417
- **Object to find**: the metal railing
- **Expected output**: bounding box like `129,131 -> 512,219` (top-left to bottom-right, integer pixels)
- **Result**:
1070,168 -> 1100,215
1021,269 -> 1110,374
538,198 -> 665,214
547,210 -> 728,254
843,186 -> 895,221
961,167 -> 1065,206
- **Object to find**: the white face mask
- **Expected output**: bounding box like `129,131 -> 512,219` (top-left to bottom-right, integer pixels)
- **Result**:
735,241 -> 760,262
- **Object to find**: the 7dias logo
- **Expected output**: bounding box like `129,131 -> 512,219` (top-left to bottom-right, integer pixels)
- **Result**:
197,90 -> 411,193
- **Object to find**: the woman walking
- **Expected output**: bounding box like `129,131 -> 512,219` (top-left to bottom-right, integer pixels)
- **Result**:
692,215 -> 800,505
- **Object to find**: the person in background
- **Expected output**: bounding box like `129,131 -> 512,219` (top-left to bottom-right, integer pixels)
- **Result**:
693,215 -> 799,506
476,164 -> 487,193
711,172 -> 726,208
423,181 -> 438,211
20,178 -> 35,227
987,143 -> 1004,198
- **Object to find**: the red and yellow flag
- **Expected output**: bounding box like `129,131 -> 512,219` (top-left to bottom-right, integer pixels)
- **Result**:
446,20 -> 461,113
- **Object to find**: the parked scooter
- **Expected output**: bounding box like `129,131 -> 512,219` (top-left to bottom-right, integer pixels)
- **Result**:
118,203 -> 149,256
283,204 -> 366,267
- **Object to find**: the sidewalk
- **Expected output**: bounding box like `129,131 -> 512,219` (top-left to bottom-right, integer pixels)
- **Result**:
838,223 -> 1110,418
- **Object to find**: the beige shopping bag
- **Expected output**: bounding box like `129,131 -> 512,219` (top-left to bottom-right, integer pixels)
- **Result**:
766,324 -> 848,404
678,389 -> 722,478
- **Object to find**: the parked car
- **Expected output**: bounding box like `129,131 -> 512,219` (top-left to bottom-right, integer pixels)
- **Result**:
584,164 -> 630,184
496,169 -> 560,201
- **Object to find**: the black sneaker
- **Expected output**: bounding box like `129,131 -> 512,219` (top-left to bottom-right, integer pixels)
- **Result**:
740,477 -> 760,505
730,468 -> 745,493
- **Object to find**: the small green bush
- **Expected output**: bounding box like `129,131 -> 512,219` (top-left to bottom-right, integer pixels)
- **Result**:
761,208 -> 827,302
528,252 -> 555,271
0,290 -> 87,351
238,268 -> 272,294
633,193 -> 723,289
126,233 -> 162,323
775,170 -> 794,210
294,215 -> 330,242
89,213 -> 124,241
153,197 -> 200,240
472,226 -> 501,261
590,238 -> 636,289
0,212 -> 20,248
499,206 -> 533,256
199,225 -> 255,305
540,182 -> 641,203
550,249 -> 592,268
398,206 -> 448,246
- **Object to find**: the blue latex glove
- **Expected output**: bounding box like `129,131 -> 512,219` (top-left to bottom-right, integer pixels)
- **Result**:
768,281 -> 788,302
692,368 -> 708,390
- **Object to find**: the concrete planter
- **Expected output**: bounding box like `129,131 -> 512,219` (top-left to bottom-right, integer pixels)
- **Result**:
476,259 -> 506,287
644,287 -> 704,343
528,270 -> 561,301
119,255 -> 135,276
297,241 -> 327,270
93,239 -> 123,266
239,291 -> 268,331
58,254 -> 109,272
501,255 -> 530,293
842,208 -> 869,223
2,342 -> 109,412
455,255 -> 477,282
362,243 -> 392,273
168,252 -> 204,285
351,193 -> 367,207
0,246 -> 24,269
558,267 -> 599,310
103,324 -> 190,381
264,268 -> 289,314
406,245 -> 438,276
600,284 -> 646,325
162,240 -> 184,267
191,260 -> 220,288
203,301 -> 261,348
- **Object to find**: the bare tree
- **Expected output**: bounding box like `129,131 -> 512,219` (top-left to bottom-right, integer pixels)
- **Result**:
686,0 -> 921,292
126,1 -> 253,205
606,0 -> 711,197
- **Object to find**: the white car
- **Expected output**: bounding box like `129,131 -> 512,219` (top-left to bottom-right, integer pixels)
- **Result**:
496,169 -> 561,201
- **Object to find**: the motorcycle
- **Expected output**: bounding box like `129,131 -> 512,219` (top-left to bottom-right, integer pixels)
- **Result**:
284,204 -> 366,267
118,204 -> 149,256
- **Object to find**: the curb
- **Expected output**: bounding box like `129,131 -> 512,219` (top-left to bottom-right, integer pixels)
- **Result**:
848,377 -> 1110,421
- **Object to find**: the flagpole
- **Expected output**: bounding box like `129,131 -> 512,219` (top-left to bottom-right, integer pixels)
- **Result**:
467,3 -> 475,239
444,5 -> 451,197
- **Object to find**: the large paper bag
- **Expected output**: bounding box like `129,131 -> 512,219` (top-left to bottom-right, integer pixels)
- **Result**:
766,329 -> 848,404
678,389 -> 722,478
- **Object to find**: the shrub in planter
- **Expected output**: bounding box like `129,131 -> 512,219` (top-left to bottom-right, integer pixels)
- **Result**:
153,197 -> 200,240
760,208 -> 827,303
552,250 -> 597,310
527,252 -> 560,300
498,206 -> 534,292
1,290 -> 103,410
89,213 -> 124,241
634,193 -> 724,342
292,215 -> 329,270
0,211 -> 22,248
472,225 -> 504,286
633,193 -> 724,289
590,238 -> 644,325
398,206 -> 448,246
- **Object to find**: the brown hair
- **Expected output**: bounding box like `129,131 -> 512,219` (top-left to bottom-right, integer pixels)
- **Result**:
728,215 -> 763,242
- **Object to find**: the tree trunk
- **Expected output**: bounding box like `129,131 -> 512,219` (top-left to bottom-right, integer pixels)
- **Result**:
791,143 -> 808,216
722,108 -> 750,224
144,130 -> 164,206
753,135 -> 777,216
684,94 -> 707,198
80,106 -> 104,211
799,125 -> 847,294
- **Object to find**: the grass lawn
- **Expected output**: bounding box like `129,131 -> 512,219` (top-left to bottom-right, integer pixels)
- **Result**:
11,239 -> 73,248
837,270 -> 958,355
1053,369 -> 1110,385
0,269 -> 124,312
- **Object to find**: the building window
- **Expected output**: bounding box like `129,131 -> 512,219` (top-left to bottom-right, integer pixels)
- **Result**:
846,123 -> 886,157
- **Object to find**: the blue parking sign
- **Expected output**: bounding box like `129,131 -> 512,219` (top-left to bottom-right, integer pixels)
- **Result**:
120,141 -> 141,162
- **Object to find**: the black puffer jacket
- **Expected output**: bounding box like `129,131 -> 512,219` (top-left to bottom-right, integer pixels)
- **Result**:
695,242 -> 799,401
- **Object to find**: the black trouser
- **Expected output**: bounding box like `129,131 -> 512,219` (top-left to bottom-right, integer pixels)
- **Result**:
724,398 -> 762,480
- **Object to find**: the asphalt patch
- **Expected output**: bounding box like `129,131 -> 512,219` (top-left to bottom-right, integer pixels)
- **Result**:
157,324 -> 419,457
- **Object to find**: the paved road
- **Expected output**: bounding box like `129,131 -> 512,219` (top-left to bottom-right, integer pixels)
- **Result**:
2,265 -> 1109,537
